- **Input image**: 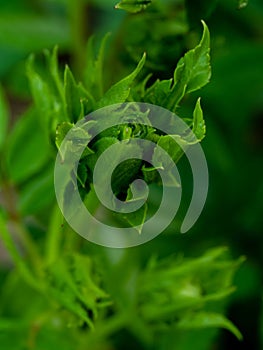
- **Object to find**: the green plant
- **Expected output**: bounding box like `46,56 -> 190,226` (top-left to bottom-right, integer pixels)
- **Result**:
1,0 -> 260,349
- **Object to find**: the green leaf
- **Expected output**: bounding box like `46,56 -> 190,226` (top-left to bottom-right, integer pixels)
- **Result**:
55,122 -> 74,149
177,312 -> 243,340
192,98 -> 206,140
143,21 -> 211,112
84,33 -> 111,101
173,21 -> 211,94
149,123 -> 206,187
126,180 -> 148,202
111,182 -> 148,234
6,110 -> 51,184
46,254 -> 110,329
112,158 -> 143,195
85,137 -> 118,172
118,181 -> 149,233
56,121 -> 95,162
115,0 -> 153,13
44,46 -> 64,102
138,247 -> 244,335
121,203 -> 148,234
153,135 -> 184,166
143,79 -> 173,106
168,20 -> 211,109
64,65 -> 93,122
28,47 -> 91,137
27,56 -> 66,138
96,53 -> 146,108
0,85 -> 9,150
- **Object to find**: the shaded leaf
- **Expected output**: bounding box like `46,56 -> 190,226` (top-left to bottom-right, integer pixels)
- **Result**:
143,79 -> 172,105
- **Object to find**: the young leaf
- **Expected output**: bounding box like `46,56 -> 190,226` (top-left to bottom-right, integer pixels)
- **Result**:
143,21 -> 210,112
0,85 -> 9,150
153,135 -> 184,166
44,46 -> 64,101
64,65 -> 93,122
46,254 -> 110,329
115,0 -> 153,13
27,55 -> 66,138
55,122 -> 74,150
85,137 -> 119,172
175,20 -> 210,92
84,34 -> 111,100
177,312 -> 243,340
121,203 -> 148,234
192,98 -> 206,140
96,53 -> 146,108
143,79 -> 173,106
56,121 -> 95,162
112,182 -> 148,234
138,247 -> 244,334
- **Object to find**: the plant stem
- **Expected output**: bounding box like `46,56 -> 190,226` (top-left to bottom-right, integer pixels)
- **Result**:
45,204 -> 64,265
63,185 -> 101,252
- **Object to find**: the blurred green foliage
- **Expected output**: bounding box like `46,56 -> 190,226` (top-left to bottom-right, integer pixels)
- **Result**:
0,0 -> 262,350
